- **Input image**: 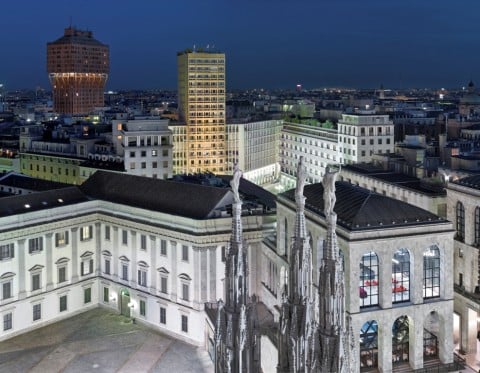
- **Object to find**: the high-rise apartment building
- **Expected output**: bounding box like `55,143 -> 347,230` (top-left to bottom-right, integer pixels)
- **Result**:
47,27 -> 109,115
177,50 -> 226,174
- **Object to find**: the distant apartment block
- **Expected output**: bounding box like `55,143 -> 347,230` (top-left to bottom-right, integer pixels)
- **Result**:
338,113 -> 394,164
112,116 -> 173,179
226,119 -> 282,184
280,121 -> 338,188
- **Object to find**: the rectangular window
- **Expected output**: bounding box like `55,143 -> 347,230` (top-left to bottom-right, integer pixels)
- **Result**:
152,150 -> 158,156
3,313 -> 12,331
129,151 -> 135,157
59,295 -> 67,312
140,300 -> 146,316
182,284 -> 189,301
32,273 -> 41,291
122,264 -> 128,281
2,282 -> 11,300
58,267 -> 66,283
28,237 -> 43,253
160,307 -> 166,324
163,161 -> 168,168
138,270 -> 147,287
122,230 -> 128,245
80,226 -> 92,241
0,244 -> 14,260
103,287 -> 109,303
141,162 -> 146,169
141,150 -> 147,157
84,288 -> 91,304
140,235 -> 147,250
182,245 -> 189,262
130,162 -> 135,170
105,259 -> 111,275
81,259 -> 94,276
105,225 -> 111,240
33,304 -> 41,321
152,161 -> 158,169
160,276 -> 168,294
160,240 -> 167,256
55,231 -> 69,247
181,315 -> 188,332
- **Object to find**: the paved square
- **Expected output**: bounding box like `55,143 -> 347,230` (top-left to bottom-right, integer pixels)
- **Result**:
0,307 -> 213,373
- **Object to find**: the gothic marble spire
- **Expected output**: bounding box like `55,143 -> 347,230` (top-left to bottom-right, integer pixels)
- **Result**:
214,165 -> 261,373
278,156 -> 315,373
317,166 -> 356,373
278,160 -> 356,373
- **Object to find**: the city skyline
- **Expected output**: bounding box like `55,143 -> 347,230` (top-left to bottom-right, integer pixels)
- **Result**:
1,0 -> 480,90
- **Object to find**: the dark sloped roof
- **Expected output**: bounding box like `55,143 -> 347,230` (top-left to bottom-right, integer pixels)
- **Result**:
81,171 -> 231,219
451,175 -> 480,190
0,187 -> 89,218
217,175 -> 276,210
280,181 -> 445,231
0,173 -> 70,191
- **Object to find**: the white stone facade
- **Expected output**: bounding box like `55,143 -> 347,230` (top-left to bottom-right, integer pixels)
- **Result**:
280,122 -> 338,189
0,198 -> 266,346
447,179 -> 480,355
260,188 -> 454,372
338,113 -> 394,164
112,117 -> 173,179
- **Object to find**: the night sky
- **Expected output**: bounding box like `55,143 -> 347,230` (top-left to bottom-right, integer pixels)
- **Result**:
1,0 -> 480,90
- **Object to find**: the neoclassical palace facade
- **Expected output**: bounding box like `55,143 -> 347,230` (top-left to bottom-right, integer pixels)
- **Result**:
0,171 -> 273,346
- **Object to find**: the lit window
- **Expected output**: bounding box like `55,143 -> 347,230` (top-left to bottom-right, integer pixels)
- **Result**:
80,226 -> 92,241
55,231 -> 69,247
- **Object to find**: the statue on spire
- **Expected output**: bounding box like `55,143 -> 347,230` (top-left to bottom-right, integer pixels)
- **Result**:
296,156 -> 307,199
323,165 -> 339,217
230,163 -> 242,204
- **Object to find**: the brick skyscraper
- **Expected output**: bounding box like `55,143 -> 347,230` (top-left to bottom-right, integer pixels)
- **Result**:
177,49 -> 226,174
47,27 -> 109,115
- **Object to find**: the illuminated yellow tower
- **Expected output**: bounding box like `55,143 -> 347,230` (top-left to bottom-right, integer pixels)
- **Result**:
47,27 -> 109,115
177,49 -> 226,174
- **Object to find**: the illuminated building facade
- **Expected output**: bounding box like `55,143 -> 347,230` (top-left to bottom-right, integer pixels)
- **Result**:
177,50 -> 226,174
47,27 -> 109,115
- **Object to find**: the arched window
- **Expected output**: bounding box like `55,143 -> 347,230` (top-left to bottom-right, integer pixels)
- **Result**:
392,316 -> 409,364
475,207 -> 480,245
423,245 -> 440,299
360,320 -> 378,368
359,252 -> 379,307
456,202 -> 465,241
392,249 -> 410,303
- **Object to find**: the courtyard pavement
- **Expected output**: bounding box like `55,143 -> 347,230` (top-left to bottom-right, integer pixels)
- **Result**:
0,307 -> 213,373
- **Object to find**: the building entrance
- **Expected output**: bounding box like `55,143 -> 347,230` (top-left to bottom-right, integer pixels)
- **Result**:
120,288 -> 131,318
